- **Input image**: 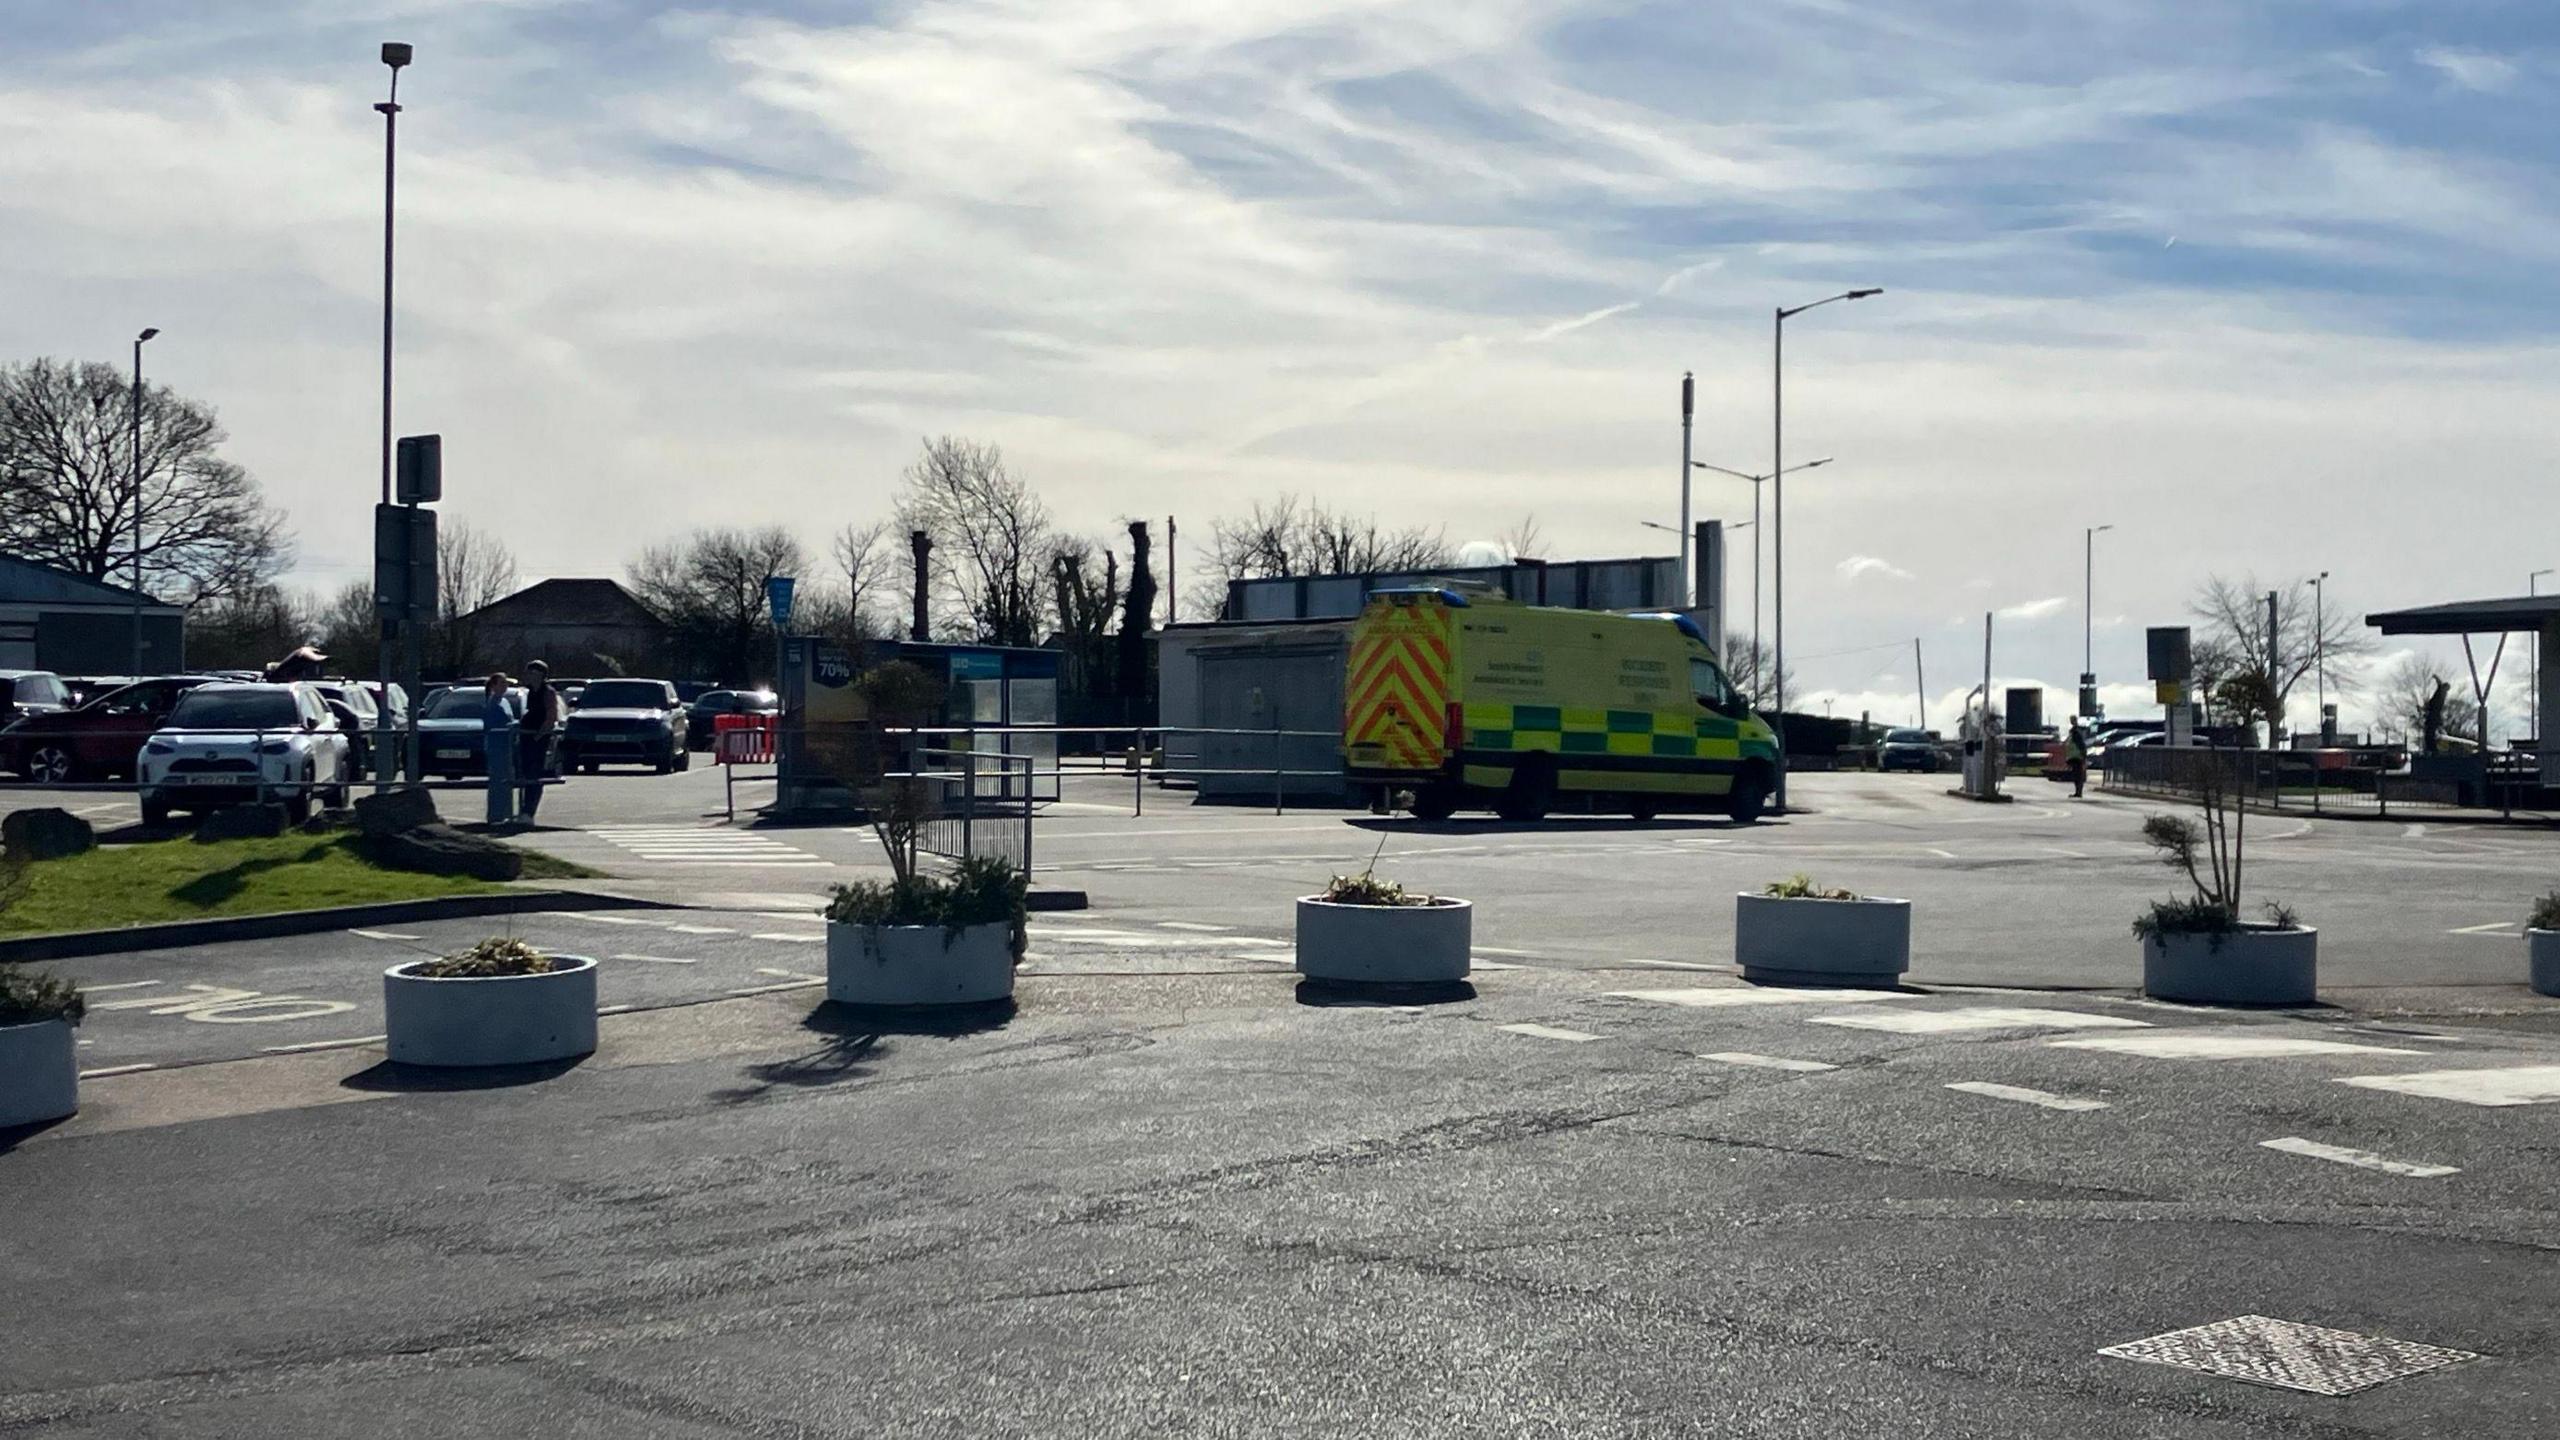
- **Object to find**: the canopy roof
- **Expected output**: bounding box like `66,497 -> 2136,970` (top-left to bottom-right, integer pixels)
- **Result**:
2365,595 -> 2560,636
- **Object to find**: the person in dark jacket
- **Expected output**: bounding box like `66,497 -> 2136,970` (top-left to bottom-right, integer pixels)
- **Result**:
481,673 -> 521,827
518,659 -> 561,821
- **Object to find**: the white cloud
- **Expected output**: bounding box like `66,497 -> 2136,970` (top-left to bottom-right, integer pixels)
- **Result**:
1837,554 -> 1914,584
1998,596 -> 2071,621
2414,47 -> 2517,93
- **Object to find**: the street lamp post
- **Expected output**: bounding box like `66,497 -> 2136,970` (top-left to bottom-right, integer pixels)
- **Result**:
2311,570 -> 2330,741
374,41 -> 411,794
1772,288 -> 1880,812
1692,456 -> 1828,706
2082,524 -> 2113,719
2532,569 -> 2553,741
1678,372 -> 1694,606
130,327 -> 158,674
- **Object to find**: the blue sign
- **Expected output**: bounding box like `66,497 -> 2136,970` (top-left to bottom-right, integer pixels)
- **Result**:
765,575 -> 796,630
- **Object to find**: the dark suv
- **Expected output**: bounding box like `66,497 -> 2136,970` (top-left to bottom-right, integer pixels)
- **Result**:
562,679 -> 690,774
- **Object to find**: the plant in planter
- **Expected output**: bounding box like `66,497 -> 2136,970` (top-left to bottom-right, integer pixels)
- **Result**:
0,963 -> 84,1128
2525,892 -> 2560,998
1295,845 -> 1473,985
2130,747 -> 2315,1005
824,855 -> 1028,1007
382,935 -> 599,1068
1734,874 -> 1911,985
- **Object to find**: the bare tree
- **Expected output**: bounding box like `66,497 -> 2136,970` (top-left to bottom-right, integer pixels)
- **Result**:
1500,513 -> 1547,560
1722,636 -> 1789,709
2191,574 -> 2375,738
831,520 -> 890,642
1048,535 -> 1121,698
2374,652 -> 2484,747
183,583 -> 311,672
895,437 -> 1052,646
312,580 -> 382,678
431,521 -> 519,675
628,526 -> 807,684
1196,493 -> 1452,617
1119,519 -> 1157,700
0,358 -> 288,602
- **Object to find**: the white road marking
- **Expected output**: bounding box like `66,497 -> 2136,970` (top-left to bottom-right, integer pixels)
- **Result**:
1470,959 -> 1527,971
1922,847 -> 1958,859
751,932 -> 821,944
726,977 -> 826,996
1811,1007 -> 2151,1035
1610,987 -> 1915,1008
349,929 -> 422,942
1945,1081 -> 2109,1112
1700,1052 -> 1838,1072
755,968 -> 824,980
1624,959 -> 1721,972
1040,824 -> 1352,840
2260,1137 -> 2458,1178
2449,921 -> 2517,935
75,981 -> 163,994
2051,1032 -> 2421,1060
589,827 -> 834,867
79,1063 -> 157,1078
666,924 -> 735,936
1472,946 -> 1544,958
597,1003 -> 636,1015
1156,921 -> 1231,932
544,912 -> 658,926
2402,824 -> 2428,839
1500,1023 -> 1598,1043
2334,1065 -> 2560,1107
610,953 -> 699,965
259,1035 -> 386,1054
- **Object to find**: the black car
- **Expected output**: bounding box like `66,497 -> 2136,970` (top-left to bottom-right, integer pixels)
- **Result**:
562,678 -> 690,774
685,689 -> 778,750
0,670 -> 74,729
1878,727 -> 1942,773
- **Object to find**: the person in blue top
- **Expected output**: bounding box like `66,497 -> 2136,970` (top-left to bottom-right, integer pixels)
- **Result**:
480,672 -> 523,827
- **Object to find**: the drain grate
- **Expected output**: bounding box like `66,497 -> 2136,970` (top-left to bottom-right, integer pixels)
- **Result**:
2101,1315 -> 2478,1396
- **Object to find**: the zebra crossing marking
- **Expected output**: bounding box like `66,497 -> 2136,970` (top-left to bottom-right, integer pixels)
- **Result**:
1610,986 -> 1914,1008
587,826 -> 833,867
1699,1052 -> 1837,1072
2050,1032 -> 2420,1061
1945,1081 -> 2109,1112
2334,1065 -> 2560,1108
2261,1137 -> 2458,1178
1811,1007 -> 2149,1035
1501,1023 -> 1598,1043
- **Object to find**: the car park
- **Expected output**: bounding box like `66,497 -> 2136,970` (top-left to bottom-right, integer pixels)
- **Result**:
1877,727 -> 1942,773
2,675 -> 219,782
137,682 -> 351,826
562,678 -> 690,774
684,689 -> 777,750
0,670 -> 74,728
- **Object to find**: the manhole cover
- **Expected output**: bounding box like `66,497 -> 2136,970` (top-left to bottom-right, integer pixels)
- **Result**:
2101,1315 -> 2478,1395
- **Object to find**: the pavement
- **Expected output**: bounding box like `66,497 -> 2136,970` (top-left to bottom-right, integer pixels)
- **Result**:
7,766 -> 2560,1435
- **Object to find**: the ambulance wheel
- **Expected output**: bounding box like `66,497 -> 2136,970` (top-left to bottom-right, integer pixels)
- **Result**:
1494,756 -> 1555,823
1628,798 -> 1661,822
1409,785 -> 1460,822
1726,765 -> 1772,823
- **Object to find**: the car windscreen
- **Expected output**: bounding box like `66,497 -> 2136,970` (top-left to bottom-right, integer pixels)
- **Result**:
577,681 -> 668,709
166,690 -> 301,731
1885,729 -> 1929,743
424,689 -> 497,720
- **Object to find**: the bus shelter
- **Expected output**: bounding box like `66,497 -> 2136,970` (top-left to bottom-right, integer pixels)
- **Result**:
2365,594 -> 2560,788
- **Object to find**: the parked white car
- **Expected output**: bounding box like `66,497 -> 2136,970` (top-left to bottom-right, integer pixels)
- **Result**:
137,683 -> 352,827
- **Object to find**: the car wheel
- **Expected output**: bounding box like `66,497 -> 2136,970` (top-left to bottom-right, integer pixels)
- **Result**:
26,744 -> 79,786
140,793 -> 172,827
1629,797 -> 1662,822
1408,784 -> 1460,822
674,745 -> 691,773
1726,764 -> 1772,823
1493,754 -> 1556,823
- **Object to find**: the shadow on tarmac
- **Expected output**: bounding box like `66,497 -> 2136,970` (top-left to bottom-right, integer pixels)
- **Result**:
1294,978 -> 1478,1008
342,1055 -> 588,1093
1343,815 -> 1771,837
712,999 -> 1017,1104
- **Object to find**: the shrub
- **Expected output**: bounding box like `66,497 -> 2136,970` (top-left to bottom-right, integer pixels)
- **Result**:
0,964 -> 83,1027
1319,872 -> 1432,907
416,937 -> 556,978
2134,744 -> 2298,937
2531,892 -> 2560,933
1763,874 -> 1858,901
824,855 -> 1028,960
2132,897 -> 2238,940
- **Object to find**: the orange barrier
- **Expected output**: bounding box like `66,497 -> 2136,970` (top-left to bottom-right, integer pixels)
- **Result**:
713,713 -> 777,765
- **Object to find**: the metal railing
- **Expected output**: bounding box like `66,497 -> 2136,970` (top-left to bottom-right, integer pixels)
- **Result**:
908,747 -> 1035,878
2097,743 -> 2510,818
780,722 -> 1348,816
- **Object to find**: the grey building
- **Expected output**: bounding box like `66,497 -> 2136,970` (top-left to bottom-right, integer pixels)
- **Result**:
0,554 -> 184,675
460,578 -> 675,679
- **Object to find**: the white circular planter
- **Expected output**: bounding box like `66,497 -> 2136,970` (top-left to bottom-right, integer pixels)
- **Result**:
1295,896 -> 1473,984
826,921 -> 1017,1007
2141,925 -> 2317,1006
1734,893 -> 1911,985
2527,929 -> 2560,998
0,1018 -> 78,1128
382,955 -> 599,1067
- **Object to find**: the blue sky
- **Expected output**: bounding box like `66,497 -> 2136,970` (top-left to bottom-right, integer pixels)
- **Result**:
3,1 -> 2555,725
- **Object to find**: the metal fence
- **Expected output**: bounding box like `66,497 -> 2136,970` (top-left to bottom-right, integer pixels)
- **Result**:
781,723 -> 1347,817
909,747 -> 1035,878
2098,744 -> 2534,817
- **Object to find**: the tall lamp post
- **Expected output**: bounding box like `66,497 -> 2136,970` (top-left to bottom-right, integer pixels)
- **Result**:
2081,523 -> 2112,719
374,41 -> 411,793
1690,456 -> 1829,705
2532,569 -> 2553,742
130,327 -> 158,674
1773,287 -> 1881,812
2310,570 -> 2330,741
1677,372 -> 1694,605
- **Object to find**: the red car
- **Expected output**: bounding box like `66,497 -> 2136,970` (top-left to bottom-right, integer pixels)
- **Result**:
2,676 -> 219,783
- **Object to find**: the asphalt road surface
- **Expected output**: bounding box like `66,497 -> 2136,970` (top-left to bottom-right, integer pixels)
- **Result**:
9,766 -> 2560,1435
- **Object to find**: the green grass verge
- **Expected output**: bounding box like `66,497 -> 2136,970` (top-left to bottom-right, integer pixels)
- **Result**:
0,833 -> 594,937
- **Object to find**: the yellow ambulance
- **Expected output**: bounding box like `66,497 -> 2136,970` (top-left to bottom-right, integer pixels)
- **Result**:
1343,587 -> 1780,822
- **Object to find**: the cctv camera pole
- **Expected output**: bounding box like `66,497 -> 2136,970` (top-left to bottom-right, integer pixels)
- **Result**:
372,42 -> 410,793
